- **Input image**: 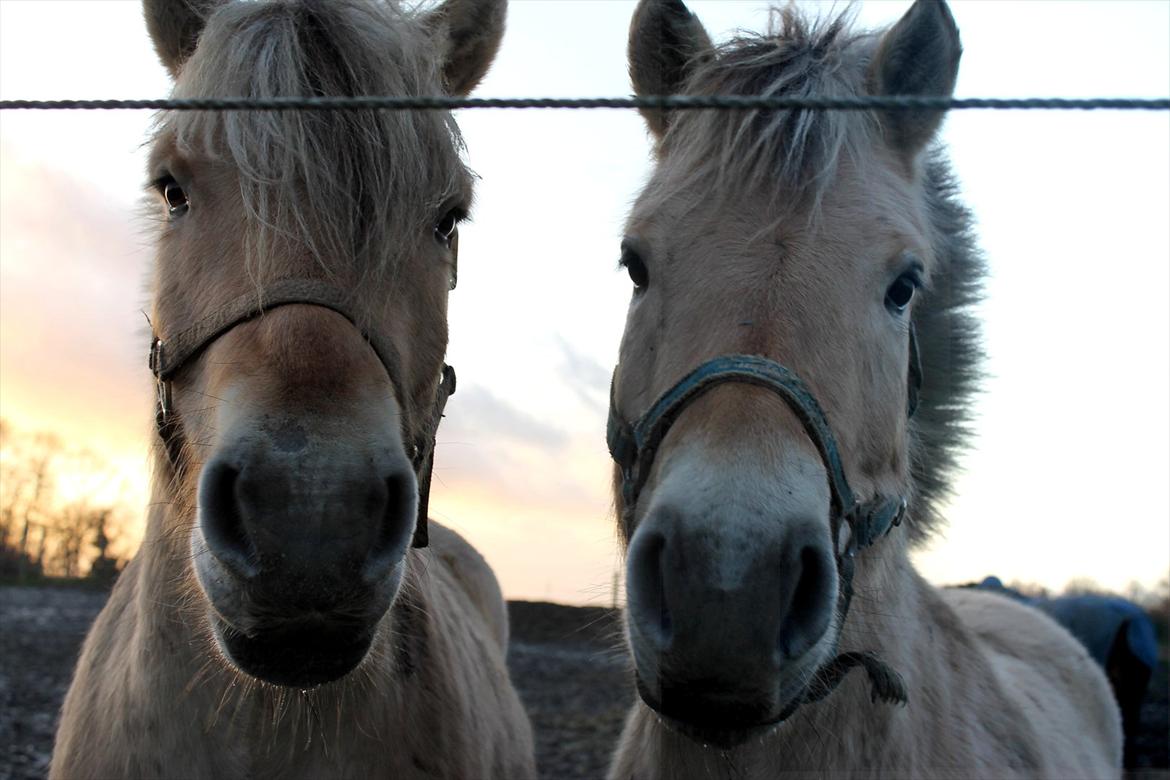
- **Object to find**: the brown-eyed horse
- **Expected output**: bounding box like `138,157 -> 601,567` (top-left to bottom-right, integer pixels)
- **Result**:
607,1 -> 1121,777
51,1 -> 534,777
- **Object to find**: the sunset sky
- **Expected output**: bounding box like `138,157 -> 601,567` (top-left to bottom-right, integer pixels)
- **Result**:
1,0 -> 1167,604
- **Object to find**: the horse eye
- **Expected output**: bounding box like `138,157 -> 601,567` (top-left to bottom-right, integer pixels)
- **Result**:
163,181 -> 188,216
434,210 -> 461,247
885,273 -> 918,313
620,242 -> 649,291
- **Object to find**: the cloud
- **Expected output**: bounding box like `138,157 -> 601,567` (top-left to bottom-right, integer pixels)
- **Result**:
554,334 -> 610,414
434,382 -> 605,511
442,383 -> 568,451
0,149 -> 154,451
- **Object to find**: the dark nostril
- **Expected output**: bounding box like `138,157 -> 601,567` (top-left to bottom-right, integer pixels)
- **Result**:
198,460 -> 259,579
777,544 -> 834,660
628,530 -> 672,649
361,469 -> 416,584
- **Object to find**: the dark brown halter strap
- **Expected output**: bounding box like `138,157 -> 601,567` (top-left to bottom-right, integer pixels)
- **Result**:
148,277 -> 453,549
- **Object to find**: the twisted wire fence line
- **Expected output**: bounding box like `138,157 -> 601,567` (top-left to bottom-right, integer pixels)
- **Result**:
1,95 -> 1168,112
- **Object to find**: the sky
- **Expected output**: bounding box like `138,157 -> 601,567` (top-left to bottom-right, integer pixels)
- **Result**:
0,0 -> 1167,605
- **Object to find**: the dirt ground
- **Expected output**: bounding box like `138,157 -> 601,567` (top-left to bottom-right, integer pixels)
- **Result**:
1,586 -> 1166,780
0,587 -> 630,780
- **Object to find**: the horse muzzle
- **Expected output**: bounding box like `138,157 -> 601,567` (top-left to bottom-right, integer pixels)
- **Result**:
625,497 -> 839,749
635,671 -> 795,749
192,421 -> 418,687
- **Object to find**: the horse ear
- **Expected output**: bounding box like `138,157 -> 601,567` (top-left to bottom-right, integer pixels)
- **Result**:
143,0 -> 222,79
868,0 -> 962,158
628,0 -> 713,139
423,0 -> 507,97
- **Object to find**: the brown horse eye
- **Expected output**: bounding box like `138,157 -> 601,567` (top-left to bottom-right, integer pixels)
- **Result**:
434,211 -> 459,246
885,274 -> 918,313
620,243 -> 649,291
163,181 -> 188,215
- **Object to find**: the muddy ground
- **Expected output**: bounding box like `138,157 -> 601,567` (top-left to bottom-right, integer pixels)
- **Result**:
1,586 -> 1166,780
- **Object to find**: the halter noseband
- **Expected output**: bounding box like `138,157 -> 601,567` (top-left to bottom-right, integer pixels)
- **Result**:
606,325 -> 921,722
148,277 -> 454,549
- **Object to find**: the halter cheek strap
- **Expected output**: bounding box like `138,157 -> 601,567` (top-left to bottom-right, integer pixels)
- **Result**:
149,277 -> 454,549
907,323 -> 922,417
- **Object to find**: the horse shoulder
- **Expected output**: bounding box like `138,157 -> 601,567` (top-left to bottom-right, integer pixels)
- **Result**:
425,520 -> 510,650
939,587 -> 1122,778
411,523 -> 537,779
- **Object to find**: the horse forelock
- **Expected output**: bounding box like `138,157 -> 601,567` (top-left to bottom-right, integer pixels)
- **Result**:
658,6 -> 881,220
154,0 -> 471,286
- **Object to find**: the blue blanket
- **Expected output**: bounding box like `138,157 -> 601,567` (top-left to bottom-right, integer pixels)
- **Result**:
972,576 -> 1158,671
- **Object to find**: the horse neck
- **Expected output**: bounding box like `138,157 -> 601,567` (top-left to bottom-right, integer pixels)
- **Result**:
748,538 -> 941,768
764,533 -> 943,757
837,531 -> 924,665
136,457 -> 202,603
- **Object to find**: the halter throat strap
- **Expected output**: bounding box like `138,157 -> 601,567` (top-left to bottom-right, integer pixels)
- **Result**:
148,277 -> 453,549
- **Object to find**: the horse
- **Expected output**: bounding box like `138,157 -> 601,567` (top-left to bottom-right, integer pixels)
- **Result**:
50,1 -> 535,777
605,1 -> 1122,777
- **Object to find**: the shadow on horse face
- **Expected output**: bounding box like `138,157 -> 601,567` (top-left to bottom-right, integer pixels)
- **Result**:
615,0 -> 960,747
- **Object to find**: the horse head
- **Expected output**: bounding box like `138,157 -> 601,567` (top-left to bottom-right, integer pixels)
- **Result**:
615,0 -> 966,746
142,0 -> 503,688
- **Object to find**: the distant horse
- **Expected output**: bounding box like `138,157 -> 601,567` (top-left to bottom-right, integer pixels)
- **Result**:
971,577 -> 1158,768
51,1 -> 534,777
605,1 -> 1121,777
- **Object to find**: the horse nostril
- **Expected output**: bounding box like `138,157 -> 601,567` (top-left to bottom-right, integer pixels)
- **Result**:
361,468 -> 416,584
198,460 -> 259,579
777,544 -> 835,660
628,530 -> 673,649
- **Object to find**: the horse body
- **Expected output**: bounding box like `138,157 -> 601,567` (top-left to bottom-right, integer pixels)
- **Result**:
51,1 -> 534,776
608,1 -> 1121,777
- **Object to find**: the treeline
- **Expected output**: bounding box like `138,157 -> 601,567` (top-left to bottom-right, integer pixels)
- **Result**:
0,419 -> 132,585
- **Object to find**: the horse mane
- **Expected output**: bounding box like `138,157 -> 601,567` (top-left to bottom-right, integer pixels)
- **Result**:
658,7 -> 882,216
659,5 -> 985,545
907,156 -> 985,545
156,0 -> 470,284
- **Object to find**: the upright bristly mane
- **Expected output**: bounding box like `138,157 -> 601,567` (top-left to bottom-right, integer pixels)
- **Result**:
656,5 -> 985,545
907,156 -> 984,545
155,0 -> 470,284
655,7 -> 882,216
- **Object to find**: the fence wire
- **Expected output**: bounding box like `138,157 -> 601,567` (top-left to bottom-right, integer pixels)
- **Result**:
1,95 -> 1168,112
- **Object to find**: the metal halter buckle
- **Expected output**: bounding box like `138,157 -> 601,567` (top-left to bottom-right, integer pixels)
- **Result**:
151,338 -> 173,421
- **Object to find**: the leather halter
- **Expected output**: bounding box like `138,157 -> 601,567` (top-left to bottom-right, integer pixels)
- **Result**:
148,277 -> 454,549
607,325 -> 922,720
